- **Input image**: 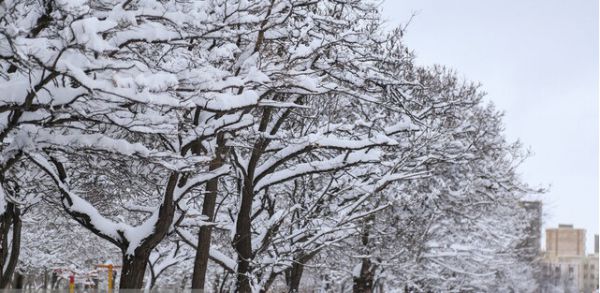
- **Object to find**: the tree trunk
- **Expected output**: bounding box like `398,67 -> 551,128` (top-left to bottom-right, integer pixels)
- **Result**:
43,268 -> 48,291
192,133 -> 226,290
353,218 -> 375,293
233,180 -> 254,293
0,204 -> 12,288
286,260 -> 305,293
353,258 -> 374,293
232,109 -> 273,292
117,173 -> 179,290
0,202 -> 21,289
14,271 -> 23,289
51,271 -> 58,289
120,251 -> 151,289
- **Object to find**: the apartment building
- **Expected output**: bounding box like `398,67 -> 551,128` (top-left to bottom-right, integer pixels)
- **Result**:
542,224 -> 599,293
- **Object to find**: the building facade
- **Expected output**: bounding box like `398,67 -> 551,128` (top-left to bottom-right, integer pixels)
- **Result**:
546,224 -> 586,257
520,201 -> 543,260
541,225 -> 599,293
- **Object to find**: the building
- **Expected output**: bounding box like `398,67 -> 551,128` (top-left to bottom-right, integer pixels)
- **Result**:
581,253 -> 599,293
541,225 -> 599,293
520,201 -> 543,260
518,201 -> 544,292
546,224 -> 586,257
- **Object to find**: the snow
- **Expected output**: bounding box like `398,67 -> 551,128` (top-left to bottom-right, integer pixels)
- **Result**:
245,66 -> 271,84
306,133 -> 398,149
254,149 -> 382,191
59,182 -> 132,244
30,153 -> 225,255
252,209 -> 288,251
208,43 -> 239,61
174,166 -> 230,199
55,0 -> 90,15
384,120 -> 420,134
110,22 -> 182,46
181,113 -> 254,147
36,132 -> 152,157
291,38 -> 323,59
209,248 -> 237,272
257,100 -> 309,108
112,72 -> 179,92
124,210 -> 159,255
106,5 -> 138,26
0,1 -> 538,290
352,263 -> 362,278
199,90 -> 260,111
254,134 -> 395,181
0,186 -> 6,215
70,18 -> 118,53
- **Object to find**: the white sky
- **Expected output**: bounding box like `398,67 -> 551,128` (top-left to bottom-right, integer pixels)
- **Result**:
380,0 -> 599,253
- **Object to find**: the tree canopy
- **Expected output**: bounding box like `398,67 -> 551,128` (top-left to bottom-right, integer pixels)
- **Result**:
0,0 -> 540,292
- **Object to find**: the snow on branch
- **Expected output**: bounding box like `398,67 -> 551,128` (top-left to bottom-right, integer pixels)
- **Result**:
174,166 -> 230,200
254,149 -> 382,192
26,152 -> 131,247
254,134 -> 397,183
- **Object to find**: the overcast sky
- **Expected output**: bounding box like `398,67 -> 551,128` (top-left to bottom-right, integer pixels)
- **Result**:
380,0 -> 599,252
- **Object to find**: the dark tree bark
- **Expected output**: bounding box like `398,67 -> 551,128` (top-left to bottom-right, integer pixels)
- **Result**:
353,219 -> 375,293
191,133 -> 226,290
233,179 -> 255,293
0,204 -> 12,288
229,100 -> 301,292
285,260 -> 305,293
353,258 -> 375,293
232,108 -> 273,293
120,251 -> 152,289
118,173 -> 179,289
284,252 -> 319,293
13,271 -> 23,289
0,202 -> 21,289
258,272 -> 277,293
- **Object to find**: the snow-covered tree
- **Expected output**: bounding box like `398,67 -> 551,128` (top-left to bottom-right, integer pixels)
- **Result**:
0,0 -> 541,292
324,67 -> 540,292
1,0 -> 253,288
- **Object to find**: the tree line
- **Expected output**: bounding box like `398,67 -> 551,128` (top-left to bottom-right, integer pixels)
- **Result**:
0,0 -> 540,292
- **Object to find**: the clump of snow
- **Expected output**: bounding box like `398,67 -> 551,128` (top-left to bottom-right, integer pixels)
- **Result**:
39,133 -> 152,157
384,119 -> 420,134
113,72 -> 179,92
245,66 -> 270,84
70,18 -> 118,52
107,5 -> 138,26
55,0 -> 90,15
0,187 -> 6,216
201,90 -> 260,111
124,210 -> 159,255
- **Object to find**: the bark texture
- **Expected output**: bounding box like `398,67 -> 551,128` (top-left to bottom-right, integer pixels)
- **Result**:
191,133 -> 226,290
0,202 -> 21,289
353,219 -> 375,293
118,173 -> 179,289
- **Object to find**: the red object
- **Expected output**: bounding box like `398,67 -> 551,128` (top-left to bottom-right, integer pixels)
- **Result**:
69,275 -> 74,284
